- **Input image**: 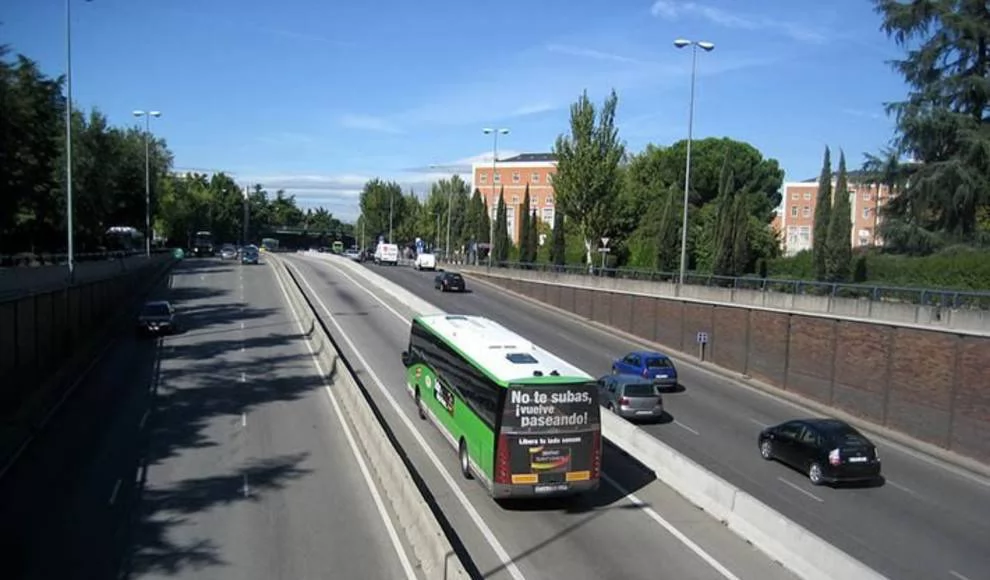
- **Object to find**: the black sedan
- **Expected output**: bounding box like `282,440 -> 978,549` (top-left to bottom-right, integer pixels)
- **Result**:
758,418 -> 881,485
136,300 -> 179,337
434,272 -> 465,292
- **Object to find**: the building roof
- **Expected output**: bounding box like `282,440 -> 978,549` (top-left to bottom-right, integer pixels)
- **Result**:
499,153 -> 557,163
416,314 -> 592,384
799,170 -> 872,183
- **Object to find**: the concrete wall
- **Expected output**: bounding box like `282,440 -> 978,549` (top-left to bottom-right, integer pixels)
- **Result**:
455,266 -> 990,333
0,255 -> 174,411
0,254 -> 166,300
466,270 -> 990,464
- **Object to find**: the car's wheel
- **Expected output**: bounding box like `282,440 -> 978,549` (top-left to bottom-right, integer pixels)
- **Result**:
808,462 -> 825,485
459,439 -> 472,479
760,439 -> 774,460
606,403 -> 615,413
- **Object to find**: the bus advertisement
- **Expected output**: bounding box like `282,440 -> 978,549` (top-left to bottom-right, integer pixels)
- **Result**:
402,314 -> 602,500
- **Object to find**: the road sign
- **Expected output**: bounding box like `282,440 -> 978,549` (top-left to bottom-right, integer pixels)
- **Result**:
696,332 -> 709,344
597,247 -> 611,253
601,237 -> 610,247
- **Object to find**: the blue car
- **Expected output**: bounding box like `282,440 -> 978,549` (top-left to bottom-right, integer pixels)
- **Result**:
611,350 -> 678,388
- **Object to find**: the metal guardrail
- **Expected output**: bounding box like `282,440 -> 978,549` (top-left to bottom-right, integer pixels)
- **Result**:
0,249 -> 172,268
468,261 -> 990,311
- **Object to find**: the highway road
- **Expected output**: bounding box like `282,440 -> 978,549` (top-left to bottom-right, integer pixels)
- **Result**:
0,258 -> 413,580
285,252 -> 797,580
333,254 -> 990,580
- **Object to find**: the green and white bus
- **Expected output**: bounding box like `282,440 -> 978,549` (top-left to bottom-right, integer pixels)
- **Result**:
401,314 -> 602,499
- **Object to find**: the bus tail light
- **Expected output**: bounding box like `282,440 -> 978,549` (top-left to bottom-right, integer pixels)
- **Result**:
495,433 -> 511,485
590,430 -> 601,480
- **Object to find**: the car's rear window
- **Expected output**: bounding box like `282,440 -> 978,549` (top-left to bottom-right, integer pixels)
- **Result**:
448,274 -> 463,281
645,357 -> 673,368
623,383 -> 658,397
143,304 -> 169,316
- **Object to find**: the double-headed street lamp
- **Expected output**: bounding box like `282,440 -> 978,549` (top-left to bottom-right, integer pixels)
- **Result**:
673,38 -> 715,290
133,110 -> 162,257
482,127 -> 509,268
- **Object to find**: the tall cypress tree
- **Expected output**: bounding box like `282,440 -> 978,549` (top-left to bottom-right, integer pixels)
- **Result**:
528,209 -> 539,263
520,185 -> 532,263
550,210 -> 566,265
654,187 -> 681,272
825,151 -> 853,281
712,154 -> 737,277
730,195 -> 751,276
494,189 -> 510,263
479,191 -> 491,244
813,147 -> 833,281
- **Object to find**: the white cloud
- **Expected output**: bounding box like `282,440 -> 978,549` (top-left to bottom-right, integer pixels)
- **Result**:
650,1 -> 827,44
338,114 -> 403,134
545,43 -> 652,66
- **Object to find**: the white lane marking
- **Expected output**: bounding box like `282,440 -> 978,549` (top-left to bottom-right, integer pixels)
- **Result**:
272,263 -> 420,580
949,570 -> 972,580
886,479 -> 919,497
139,410 -> 150,429
109,478 -> 122,505
241,413 -> 247,427
242,474 -> 249,497
603,473 -> 741,580
288,262 -> 527,580
240,322 -> 245,330
240,372 -> 246,383
200,275 -> 205,281
240,344 -> 245,353
674,420 -> 699,435
748,418 -> 769,428
777,477 -> 824,503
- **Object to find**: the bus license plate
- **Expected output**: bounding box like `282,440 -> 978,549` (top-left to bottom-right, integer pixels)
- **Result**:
534,484 -> 569,494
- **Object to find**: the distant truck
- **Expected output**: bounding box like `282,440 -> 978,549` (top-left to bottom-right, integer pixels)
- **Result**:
414,252 -> 437,271
374,243 -> 399,265
192,231 -> 215,257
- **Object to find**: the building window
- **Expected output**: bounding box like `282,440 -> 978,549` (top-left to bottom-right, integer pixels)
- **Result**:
479,173 -> 487,184
493,172 -> 501,183
863,192 -> 872,201
547,174 -> 554,184
791,193 -> 799,200
531,172 -> 540,183
542,207 -> 554,224
798,226 -> 811,242
530,195 -> 538,208
791,206 -> 798,217
546,195 -> 554,205
512,172 -> 520,183
803,206 -> 811,217
512,195 -> 520,204
863,207 -> 871,219
804,192 -> 812,200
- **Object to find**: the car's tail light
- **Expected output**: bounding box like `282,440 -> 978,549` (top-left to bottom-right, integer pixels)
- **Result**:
828,448 -> 841,466
495,433 -> 511,485
590,430 -> 601,480
618,396 -> 629,406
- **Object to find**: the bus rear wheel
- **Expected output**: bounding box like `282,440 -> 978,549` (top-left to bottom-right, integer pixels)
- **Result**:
458,439 -> 472,480
415,388 -> 425,420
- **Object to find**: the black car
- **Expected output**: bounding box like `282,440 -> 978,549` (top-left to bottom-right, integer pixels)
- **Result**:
758,418 -> 881,485
137,300 -> 178,336
434,272 -> 465,292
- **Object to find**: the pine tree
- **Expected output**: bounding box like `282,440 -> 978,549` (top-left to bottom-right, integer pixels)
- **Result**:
528,209 -> 539,263
550,210 -> 566,265
825,151 -> 853,281
813,147 -> 833,281
520,185 -> 532,263
494,190 -> 510,263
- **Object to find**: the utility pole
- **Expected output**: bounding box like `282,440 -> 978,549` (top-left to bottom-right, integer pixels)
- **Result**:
483,128 -> 509,268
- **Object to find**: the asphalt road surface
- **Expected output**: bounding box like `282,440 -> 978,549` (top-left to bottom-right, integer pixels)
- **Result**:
335,254 -> 990,580
285,252 -> 798,580
0,258 -> 412,580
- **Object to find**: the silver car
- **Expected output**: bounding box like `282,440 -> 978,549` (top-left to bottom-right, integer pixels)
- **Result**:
220,245 -> 237,260
597,374 -> 664,421
137,300 -> 178,336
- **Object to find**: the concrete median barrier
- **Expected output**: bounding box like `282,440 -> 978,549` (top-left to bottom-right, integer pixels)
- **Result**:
269,254 -> 469,580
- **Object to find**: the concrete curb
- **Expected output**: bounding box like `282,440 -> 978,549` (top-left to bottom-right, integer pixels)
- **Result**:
300,254 -> 888,580
268,255 -> 470,580
462,270 -> 990,482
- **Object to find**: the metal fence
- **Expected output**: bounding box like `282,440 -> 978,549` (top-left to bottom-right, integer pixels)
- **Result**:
473,261 -> 990,310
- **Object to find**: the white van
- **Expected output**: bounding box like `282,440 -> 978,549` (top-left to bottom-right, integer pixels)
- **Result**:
414,252 -> 437,271
374,243 -> 399,265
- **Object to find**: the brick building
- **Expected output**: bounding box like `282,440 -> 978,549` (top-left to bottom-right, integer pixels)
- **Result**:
775,172 -> 893,256
471,153 -> 557,245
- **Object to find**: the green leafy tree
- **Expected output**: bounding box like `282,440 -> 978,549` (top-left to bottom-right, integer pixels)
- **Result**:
358,178 -> 404,242
552,89 -> 626,268
825,151 -> 853,281
549,210 -> 566,265
464,188 -> 488,245
493,189 -> 510,262
519,184 -> 532,263
813,147 -> 833,281
871,0 -> 990,252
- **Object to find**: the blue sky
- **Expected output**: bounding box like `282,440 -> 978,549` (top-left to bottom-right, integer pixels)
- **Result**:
4,0 -> 906,222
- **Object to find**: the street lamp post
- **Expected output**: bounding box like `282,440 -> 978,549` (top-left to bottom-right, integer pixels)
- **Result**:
242,183 -> 250,246
389,192 -> 394,243
64,0 -> 93,280
482,128 -> 509,269
133,109 -> 162,257
674,38 -> 714,291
